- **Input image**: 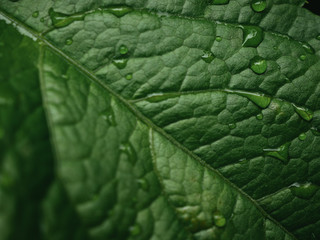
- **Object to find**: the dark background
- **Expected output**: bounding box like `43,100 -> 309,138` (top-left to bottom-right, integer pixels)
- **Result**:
303,0 -> 320,15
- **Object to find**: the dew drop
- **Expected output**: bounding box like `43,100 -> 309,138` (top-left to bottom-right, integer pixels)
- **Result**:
290,182 -> 319,200
251,0 -> 267,12
201,51 -> 215,63
49,8 -> 84,28
102,109 -> 116,126
213,211 -> 226,227
311,127 -> 320,136
129,224 -> 141,236
125,73 -> 133,80
216,36 -> 222,42
32,11 -> 39,18
107,6 -> 133,17
137,178 -> 149,191
292,104 -> 313,121
263,142 -> 290,164
250,56 -> 267,74
112,59 -> 128,69
233,91 -> 271,108
65,38 -> 73,45
299,55 -> 306,61
119,45 -> 128,55
242,25 -> 264,47
228,123 -> 236,129
298,133 -> 307,141
302,43 -> 315,54
256,113 -> 263,120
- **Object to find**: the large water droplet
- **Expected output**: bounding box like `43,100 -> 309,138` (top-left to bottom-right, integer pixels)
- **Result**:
250,56 -> 267,74
256,113 -> 263,120
290,182 -> 319,199
119,45 -> 128,55
107,6 -> 133,17
235,91 -> 271,108
112,59 -> 128,69
213,211 -> 226,227
263,142 -> 290,164
298,133 -> 307,141
242,25 -> 264,47
137,178 -> 149,191
49,8 -> 84,28
292,104 -> 313,121
251,0 -> 267,12
129,224 -> 141,236
32,11 -> 39,18
201,51 -> 215,63
65,38 -> 73,45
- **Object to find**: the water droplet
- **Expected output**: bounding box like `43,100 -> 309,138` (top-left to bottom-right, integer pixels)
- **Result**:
256,113 -> 263,120
213,211 -> 226,227
65,38 -> 73,45
125,73 -> 133,80
119,45 -> 128,55
137,178 -> 149,191
120,143 -> 136,163
32,11 -> 39,18
129,224 -> 141,236
251,0 -> 267,12
292,104 -> 313,121
40,17 -> 45,22
102,109 -> 116,126
107,6 -> 133,17
49,8 -> 84,28
242,25 -> 264,47
298,133 -> 307,141
290,182 -> 319,199
299,55 -> 306,61
302,43 -> 315,54
235,91 -> 271,108
250,56 -> 267,74
216,36 -> 222,42
264,142 -> 290,164
228,123 -> 236,129
311,127 -> 320,136
201,51 -> 215,63
112,59 -> 128,69
316,35 -> 320,40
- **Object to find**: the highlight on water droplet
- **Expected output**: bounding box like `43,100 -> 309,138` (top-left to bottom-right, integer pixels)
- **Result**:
228,123 -> 236,129
292,104 -> 313,121
201,51 -> 215,63
251,0 -> 267,12
298,133 -> 307,141
216,36 -> 222,42
137,178 -> 149,191
129,224 -> 141,236
241,25 -> 264,47
125,73 -> 133,80
119,45 -> 128,55
256,113 -> 263,120
49,8 -> 84,28
32,11 -> 39,18
263,142 -> 290,164
213,211 -> 226,227
299,55 -> 306,61
107,6 -> 133,17
112,59 -> 128,69
290,182 -> 319,200
65,38 -> 73,45
250,56 -> 267,74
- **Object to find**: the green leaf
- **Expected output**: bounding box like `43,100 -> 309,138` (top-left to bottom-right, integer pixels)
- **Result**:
1,1 -> 320,240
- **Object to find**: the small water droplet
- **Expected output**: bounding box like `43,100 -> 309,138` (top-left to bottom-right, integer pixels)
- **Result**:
256,113 -> 263,120
40,17 -> 45,22
119,45 -> 128,55
112,59 -> 128,69
201,51 -> 215,63
316,35 -> 320,40
292,104 -> 313,121
228,123 -> 236,129
251,0 -> 267,12
299,55 -> 306,61
302,43 -> 315,54
107,6 -> 133,17
65,38 -> 73,45
49,8 -> 84,28
125,73 -> 133,80
215,36 -> 222,42
213,211 -> 226,227
298,133 -> 307,141
264,142 -> 290,164
242,25 -> 264,47
32,11 -> 39,18
129,224 -> 141,236
250,56 -> 267,74
290,182 -> 319,200
137,178 -> 149,191
102,109 -> 116,126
